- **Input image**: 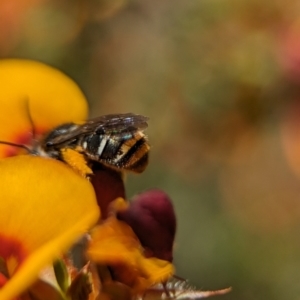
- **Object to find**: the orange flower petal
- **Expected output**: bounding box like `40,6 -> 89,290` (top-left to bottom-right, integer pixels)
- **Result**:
0,155 -> 100,300
87,216 -> 174,293
0,59 -> 88,157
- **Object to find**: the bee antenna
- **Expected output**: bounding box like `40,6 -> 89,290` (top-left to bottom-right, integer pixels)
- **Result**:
24,97 -> 36,139
0,141 -> 33,153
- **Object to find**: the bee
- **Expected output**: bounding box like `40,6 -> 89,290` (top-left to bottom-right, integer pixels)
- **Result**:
1,113 -> 150,174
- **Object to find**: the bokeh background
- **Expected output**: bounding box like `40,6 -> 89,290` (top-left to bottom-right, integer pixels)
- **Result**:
3,0 -> 300,299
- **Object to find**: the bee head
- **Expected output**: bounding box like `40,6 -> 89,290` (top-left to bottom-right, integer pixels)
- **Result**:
43,123 -> 79,149
95,127 -> 105,135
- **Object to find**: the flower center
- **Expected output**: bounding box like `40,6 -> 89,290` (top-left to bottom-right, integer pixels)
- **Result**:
0,235 -> 27,280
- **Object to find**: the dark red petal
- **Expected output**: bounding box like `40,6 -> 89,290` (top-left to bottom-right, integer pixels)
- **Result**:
0,273 -> 7,287
91,163 -> 125,219
117,189 -> 176,262
0,235 -> 27,262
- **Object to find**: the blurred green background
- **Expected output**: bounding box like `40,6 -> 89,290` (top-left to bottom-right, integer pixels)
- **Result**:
3,0 -> 300,299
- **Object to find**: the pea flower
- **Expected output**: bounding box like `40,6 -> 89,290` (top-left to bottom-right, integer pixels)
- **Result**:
0,59 -> 99,299
0,156 -> 99,300
87,205 -> 175,295
0,59 -> 88,158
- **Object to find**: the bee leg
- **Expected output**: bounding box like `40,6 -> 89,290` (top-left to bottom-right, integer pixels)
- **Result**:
60,148 -> 93,178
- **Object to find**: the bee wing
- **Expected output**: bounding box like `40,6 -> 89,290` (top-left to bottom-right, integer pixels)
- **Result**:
47,113 -> 148,146
83,113 -> 149,134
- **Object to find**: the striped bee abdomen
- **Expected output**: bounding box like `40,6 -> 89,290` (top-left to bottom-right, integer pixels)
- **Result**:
114,132 -> 149,173
81,131 -> 149,173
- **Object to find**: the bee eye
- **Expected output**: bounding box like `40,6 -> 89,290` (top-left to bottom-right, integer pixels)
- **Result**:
96,128 -> 105,135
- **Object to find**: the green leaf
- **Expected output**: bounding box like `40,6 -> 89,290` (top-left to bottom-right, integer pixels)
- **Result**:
53,259 -> 70,293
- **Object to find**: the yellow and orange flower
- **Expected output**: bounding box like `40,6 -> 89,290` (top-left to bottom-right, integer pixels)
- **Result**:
0,59 -> 99,300
0,59 -> 88,158
0,156 -> 100,300
87,199 -> 174,295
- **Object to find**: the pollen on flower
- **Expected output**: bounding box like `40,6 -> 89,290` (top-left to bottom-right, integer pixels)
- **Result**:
61,148 -> 93,177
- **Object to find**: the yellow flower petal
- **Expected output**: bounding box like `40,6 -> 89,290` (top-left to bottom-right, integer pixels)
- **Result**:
0,155 -> 100,300
87,216 -> 174,294
0,59 -> 88,158
90,217 -> 139,245
139,257 -> 174,284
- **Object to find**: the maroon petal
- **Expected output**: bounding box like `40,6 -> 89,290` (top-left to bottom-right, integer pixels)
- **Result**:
91,163 -> 125,219
117,189 -> 176,262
